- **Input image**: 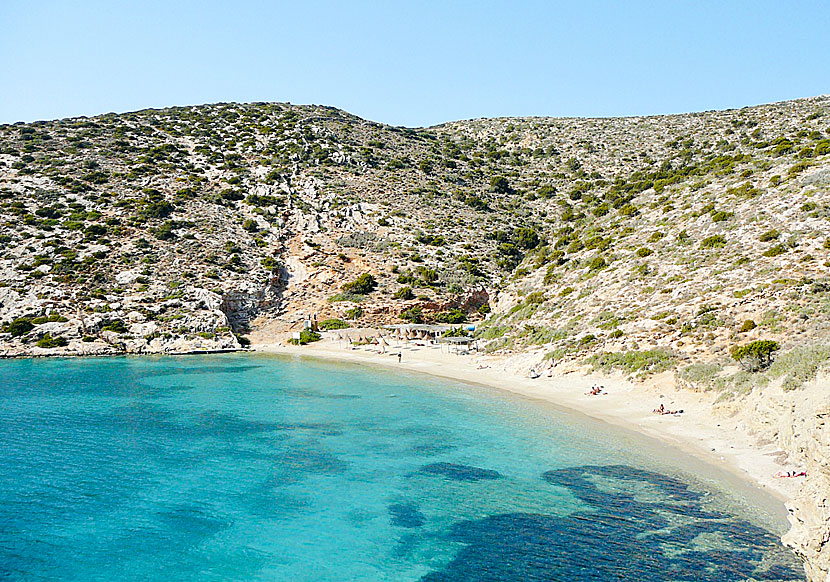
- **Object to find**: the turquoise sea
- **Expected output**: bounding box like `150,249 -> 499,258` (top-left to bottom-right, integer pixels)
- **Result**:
0,354 -> 804,581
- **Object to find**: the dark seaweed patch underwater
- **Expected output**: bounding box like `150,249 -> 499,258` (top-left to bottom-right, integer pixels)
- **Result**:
419,465 -> 803,581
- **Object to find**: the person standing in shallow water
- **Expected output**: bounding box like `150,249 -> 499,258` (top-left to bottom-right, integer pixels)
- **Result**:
398,353 -> 402,363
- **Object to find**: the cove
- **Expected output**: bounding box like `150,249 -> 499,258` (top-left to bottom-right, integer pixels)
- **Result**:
0,353 -> 804,581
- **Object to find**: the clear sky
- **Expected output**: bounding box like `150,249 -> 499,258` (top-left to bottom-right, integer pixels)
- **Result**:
1,0 -> 828,127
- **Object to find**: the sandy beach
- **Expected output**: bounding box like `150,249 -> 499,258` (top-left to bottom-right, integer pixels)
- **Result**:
255,334 -> 805,510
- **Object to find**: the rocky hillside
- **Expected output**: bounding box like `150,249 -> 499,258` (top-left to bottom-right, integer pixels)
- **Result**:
2,97 -> 829,361
2,96 -> 830,578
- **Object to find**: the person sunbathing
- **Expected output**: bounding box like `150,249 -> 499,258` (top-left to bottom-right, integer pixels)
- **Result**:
585,385 -> 606,396
653,404 -> 683,415
774,470 -> 807,478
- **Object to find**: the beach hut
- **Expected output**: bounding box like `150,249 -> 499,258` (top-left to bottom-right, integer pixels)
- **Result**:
438,336 -> 476,355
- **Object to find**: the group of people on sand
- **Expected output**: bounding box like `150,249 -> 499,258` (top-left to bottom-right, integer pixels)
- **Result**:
585,385 -> 606,396
652,403 -> 683,415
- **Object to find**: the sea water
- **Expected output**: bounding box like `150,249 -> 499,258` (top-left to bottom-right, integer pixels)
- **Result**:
0,354 -> 804,581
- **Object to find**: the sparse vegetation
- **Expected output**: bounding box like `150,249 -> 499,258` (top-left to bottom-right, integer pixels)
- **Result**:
585,350 -> 675,376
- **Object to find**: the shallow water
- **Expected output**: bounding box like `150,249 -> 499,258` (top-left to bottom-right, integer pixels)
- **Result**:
0,354 -> 804,581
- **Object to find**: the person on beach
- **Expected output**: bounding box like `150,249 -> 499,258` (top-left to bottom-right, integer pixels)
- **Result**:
775,470 -> 807,478
397,353 -> 402,363
653,403 -> 683,415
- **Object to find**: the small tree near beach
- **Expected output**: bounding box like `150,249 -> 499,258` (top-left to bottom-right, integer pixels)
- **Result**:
731,340 -> 779,372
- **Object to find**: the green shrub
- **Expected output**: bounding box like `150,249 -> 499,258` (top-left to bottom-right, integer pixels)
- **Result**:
618,203 -> 639,217
288,330 -> 321,345
635,247 -> 653,257
36,333 -> 68,348
319,318 -> 349,330
84,224 -> 108,237
763,245 -> 786,257
31,314 -> 68,324
759,229 -> 779,242
101,319 -> 128,333
700,235 -> 726,249
261,257 -> 281,272
137,195 -> 175,220
739,320 -> 757,333
415,232 -> 446,246
516,227 -> 541,250
416,267 -> 438,285
711,210 -> 733,222
5,318 -> 34,337
329,292 -> 366,303
587,256 -> 607,271
342,273 -> 377,295
444,327 -> 470,338
726,182 -> 761,198
393,286 -> 414,300
731,340 -> 779,371
489,175 -> 511,194
153,221 -> 177,240
434,309 -> 466,324
345,306 -> 364,319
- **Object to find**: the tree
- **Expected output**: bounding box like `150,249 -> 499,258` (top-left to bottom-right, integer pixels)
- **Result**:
731,340 -> 779,371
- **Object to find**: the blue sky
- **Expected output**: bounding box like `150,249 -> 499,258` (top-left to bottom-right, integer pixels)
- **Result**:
1,1 -> 828,127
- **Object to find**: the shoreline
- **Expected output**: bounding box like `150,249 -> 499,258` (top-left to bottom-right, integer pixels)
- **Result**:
0,347 -> 247,360
254,336 -> 803,513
